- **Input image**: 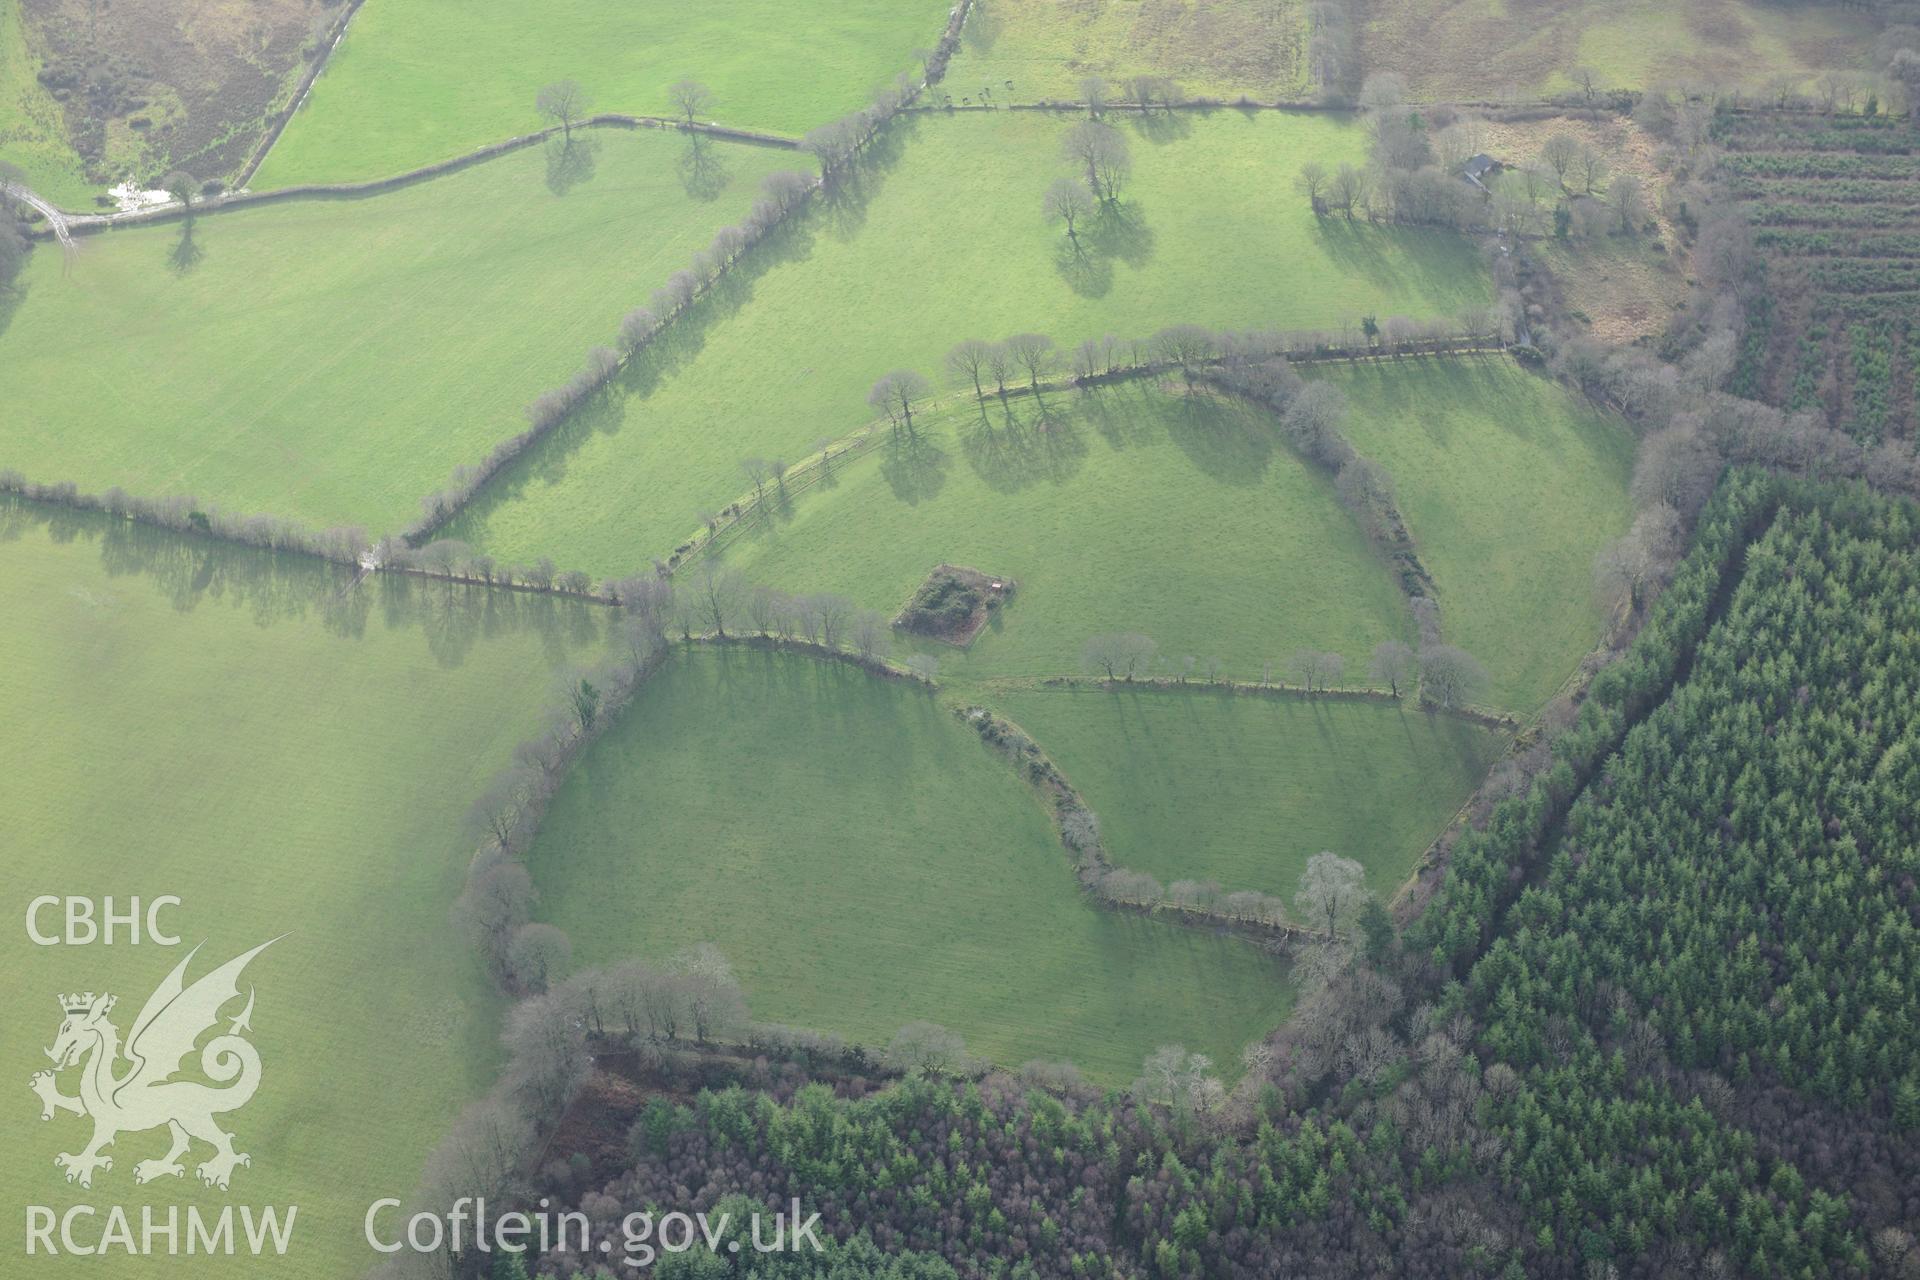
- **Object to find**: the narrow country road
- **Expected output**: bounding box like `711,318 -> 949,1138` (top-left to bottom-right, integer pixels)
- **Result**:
2,181 -> 76,258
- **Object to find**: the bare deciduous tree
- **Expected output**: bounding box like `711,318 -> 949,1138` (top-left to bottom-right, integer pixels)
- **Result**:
506,922 -> 572,994
668,943 -> 747,1044
984,341 -> 1014,396
1574,141 -> 1609,195
1290,648 -> 1341,690
1044,176 -> 1094,241
747,583 -> 784,634
811,593 -> 853,649
1004,332 -> 1057,389
1296,160 -> 1329,211
692,560 -> 744,637
1152,324 -> 1218,380
867,368 -> 933,436
1131,1044 -> 1221,1117
1328,163 -> 1370,219
468,769 -> 535,851
667,78 -> 712,127
1540,133 -> 1580,188
1061,119 -> 1130,203
1417,644 -> 1488,709
852,610 -> 889,661
453,857 -> 535,976
740,456 -> 770,500
886,1021 -> 968,1077
1594,503 -> 1683,614
1082,632 -> 1157,681
1369,639 -> 1416,696
1295,850 -> 1369,936
1610,173 -> 1645,233
946,339 -> 994,400
761,168 -> 813,212
537,80 -> 591,142
501,989 -> 590,1117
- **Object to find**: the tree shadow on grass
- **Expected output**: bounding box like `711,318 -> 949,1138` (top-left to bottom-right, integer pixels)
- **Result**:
1127,107 -> 1193,146
5,493 -> 612,664
1161,387 -> 1275,485
962,0 -> 1003,52
1053,235 -> 1113,298
545,135 -> 600,195
167,222 -> 204,274
1078,382 -> 1161,452
0,276 -> 26,342
1025,391 -> 1091,481
676,134 -> 731,202
879,432 -> 950,505
1054,200 -> 1153,297
376,568 -> 605,669
1313,218 -> 1484,307
1087,200 -> 1154,269
961,395 -> 1089,494
818,111 -> 918,243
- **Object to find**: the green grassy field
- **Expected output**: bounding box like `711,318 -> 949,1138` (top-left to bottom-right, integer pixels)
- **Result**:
0,503 -> 609,1276
0,129 -> 790,534
0,0 -> 93,206
991,686 -> 1504,899
719,379 -> 1412,682
944,0 -> 1312,106
1323,358 -> 1634,712
529,646 -> 1293,1082
448,110 -> 1490,575
251,0 -> 950,188
1365,0 -> 1879,101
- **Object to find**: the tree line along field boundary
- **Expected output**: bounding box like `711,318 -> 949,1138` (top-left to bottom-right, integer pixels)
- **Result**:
976,674 -> 1518,730
956,699 -> 1348,950
441,628 -> 1306,1079
0,333 -> 1511,620
21,65 -> 1535,587
21,82 -> 1904,236
390,0 -> 981,552
663,339 -> 1509,577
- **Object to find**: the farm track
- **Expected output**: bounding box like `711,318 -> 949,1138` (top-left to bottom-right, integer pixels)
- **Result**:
2,182 -> 74,256
12,116 -> 799,236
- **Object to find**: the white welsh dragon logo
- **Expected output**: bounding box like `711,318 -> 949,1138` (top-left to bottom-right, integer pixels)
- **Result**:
28,939 -> 279,1191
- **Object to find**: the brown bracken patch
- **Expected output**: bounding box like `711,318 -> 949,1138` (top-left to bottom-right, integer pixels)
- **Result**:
21,0 -> 333,189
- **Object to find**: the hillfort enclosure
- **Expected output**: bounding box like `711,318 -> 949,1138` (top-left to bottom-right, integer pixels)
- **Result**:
4,0 -> 1920,1277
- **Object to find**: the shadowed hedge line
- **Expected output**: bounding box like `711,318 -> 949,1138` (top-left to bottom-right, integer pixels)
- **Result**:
955,702 -> 1310,945
0,469 -> 373,563
1025,674 -> 1517,729
397,7 -> 979,550
671,326 -> 1503,583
